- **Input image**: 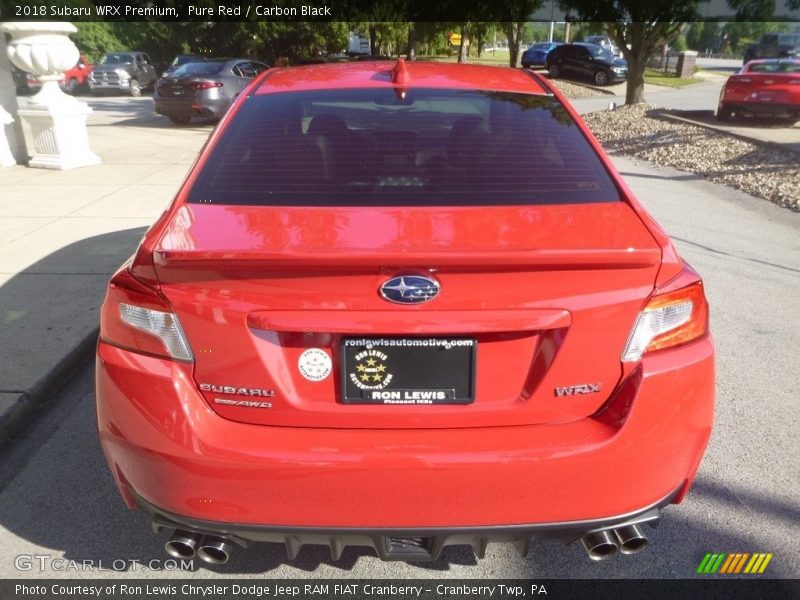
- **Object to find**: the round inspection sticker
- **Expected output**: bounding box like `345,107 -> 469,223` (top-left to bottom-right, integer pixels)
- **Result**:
298,348 -> 332,382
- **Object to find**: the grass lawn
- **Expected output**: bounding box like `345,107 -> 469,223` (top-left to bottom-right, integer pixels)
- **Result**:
644,68 -> 701,88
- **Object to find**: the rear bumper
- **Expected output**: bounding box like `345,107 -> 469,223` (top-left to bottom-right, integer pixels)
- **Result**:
154,97 -> 229,119
720,101 -> 799,116
136,486 -> 677,560
88,80 -> 131,92
96,336 -> 714,529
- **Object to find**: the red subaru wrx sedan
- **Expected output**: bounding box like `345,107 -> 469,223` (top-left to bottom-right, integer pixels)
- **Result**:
96,60 -> 714,565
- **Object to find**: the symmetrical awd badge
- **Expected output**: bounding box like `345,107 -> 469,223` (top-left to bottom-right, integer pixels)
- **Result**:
380,275 -> 440,304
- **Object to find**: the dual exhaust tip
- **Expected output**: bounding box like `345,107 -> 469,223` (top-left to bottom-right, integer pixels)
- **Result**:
165,531 -> 234,564
581,524 -> 649,561
167,523 -> 649,564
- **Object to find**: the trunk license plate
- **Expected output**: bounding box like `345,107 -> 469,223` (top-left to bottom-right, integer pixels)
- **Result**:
341,337 -> 476,404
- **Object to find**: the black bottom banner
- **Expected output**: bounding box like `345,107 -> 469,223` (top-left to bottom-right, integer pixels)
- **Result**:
3,579 -> 799,600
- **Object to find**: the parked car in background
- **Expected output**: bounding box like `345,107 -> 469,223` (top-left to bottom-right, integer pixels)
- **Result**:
162,54 -> 208,78
583,35 -> 621,57
98,60 -> 714,566
88,51 -> 157,97
743,32 -> 800,65
24,55 -> 92,94
521,42 -> 563,68
12,65 -> 28,94
153,58 -> 268,124
717,58 -> 800,122
547,43 -> 628,86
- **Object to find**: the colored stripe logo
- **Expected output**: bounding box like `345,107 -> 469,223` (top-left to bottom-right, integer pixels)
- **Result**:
697,552 -> 773,574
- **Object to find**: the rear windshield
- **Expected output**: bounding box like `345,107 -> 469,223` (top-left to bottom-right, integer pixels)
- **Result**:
748,61 -> 800,73
171,62 -> 226,77
172,55 -> 206,66
188,88 -> 621,206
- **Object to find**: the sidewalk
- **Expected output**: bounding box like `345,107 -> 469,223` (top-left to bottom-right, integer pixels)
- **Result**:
0,96 -> 211,445
570,79 -> 725,114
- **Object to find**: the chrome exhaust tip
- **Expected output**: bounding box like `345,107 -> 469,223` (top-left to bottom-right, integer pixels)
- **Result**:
197,536 -> 234,565
613,524 -> 649,555
165,530 -> 201,560
581,530 -> 619,561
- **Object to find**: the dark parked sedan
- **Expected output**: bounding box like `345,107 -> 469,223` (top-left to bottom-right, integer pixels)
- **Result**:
546,43 -> 628,86
521,42 -> 562,68
153,58 -> 268,124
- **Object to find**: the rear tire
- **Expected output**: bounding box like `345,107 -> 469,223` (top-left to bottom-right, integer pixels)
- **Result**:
593,69 -> 610,86
717,105 -> 734,121
64,78 -> 78,94
168,115 -> 191,125
548,63 -> 561,78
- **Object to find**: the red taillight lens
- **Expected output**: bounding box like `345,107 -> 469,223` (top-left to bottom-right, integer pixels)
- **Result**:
100,261 -> 193,362
622,275 -> 709,362
194,81 -> 223,90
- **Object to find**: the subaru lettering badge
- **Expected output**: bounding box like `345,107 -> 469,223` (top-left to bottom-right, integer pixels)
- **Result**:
380,275 -> 440,304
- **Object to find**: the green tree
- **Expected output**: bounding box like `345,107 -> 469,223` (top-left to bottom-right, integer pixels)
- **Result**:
722,21 -> 790,54
558,0 -> 701,104
502,0 -> 545,67
685,22 -> 723,54
72,22 -> 123,63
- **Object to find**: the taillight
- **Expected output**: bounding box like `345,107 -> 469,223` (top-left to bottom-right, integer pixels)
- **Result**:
100,259 -> 193,362
621,274 -> 709,362
194,81 -> 223,90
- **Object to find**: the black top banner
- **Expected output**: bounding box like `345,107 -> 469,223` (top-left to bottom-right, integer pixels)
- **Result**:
1,0 -> 799,22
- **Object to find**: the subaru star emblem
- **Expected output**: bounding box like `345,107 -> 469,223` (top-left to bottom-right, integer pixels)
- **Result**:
380,275 -> 440,304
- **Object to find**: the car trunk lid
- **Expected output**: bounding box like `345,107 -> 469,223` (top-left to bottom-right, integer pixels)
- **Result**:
152,202 -> 660,429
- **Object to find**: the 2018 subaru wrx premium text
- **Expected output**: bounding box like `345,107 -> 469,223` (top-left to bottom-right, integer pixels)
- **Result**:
96,60 -> 715,565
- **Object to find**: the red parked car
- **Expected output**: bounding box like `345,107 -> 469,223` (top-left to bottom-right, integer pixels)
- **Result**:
97,60 -> 715,565
25,55 -> 92,94
717,58 -> 800,122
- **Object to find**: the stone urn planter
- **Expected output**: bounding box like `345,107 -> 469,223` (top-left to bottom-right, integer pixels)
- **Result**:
1,22 -> 99,169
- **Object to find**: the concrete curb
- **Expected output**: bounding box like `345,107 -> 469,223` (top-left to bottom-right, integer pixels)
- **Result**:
0,328 -> 98,449
655,111 -> 800,155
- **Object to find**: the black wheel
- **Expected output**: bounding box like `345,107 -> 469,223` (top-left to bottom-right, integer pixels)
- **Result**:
168,115 -> 191,125
717,105 -> 734,121
64,78 -> 78,94
129,79 -> 141,97
593,69 -> 610,86
548,63 -> 561,78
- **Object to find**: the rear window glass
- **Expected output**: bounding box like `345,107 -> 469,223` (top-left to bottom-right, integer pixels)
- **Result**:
188,88 -> 621,206
747,61 -> 800,73
173,55 -> 206,66
171,62 -> 226,77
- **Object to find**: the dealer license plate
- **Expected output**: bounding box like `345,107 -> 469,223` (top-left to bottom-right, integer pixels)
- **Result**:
341,337 -> 476,404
